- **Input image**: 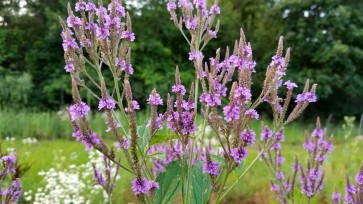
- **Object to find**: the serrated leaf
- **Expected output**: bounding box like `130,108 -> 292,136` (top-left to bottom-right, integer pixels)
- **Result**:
191,161 -> 211,204
138,120 -> 149,153
153,161 -> 182,204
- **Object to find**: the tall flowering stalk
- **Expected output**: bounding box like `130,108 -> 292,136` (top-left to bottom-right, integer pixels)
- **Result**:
262,118 -> 332,203
61,0 -> 318,203
0,152 -> 22,203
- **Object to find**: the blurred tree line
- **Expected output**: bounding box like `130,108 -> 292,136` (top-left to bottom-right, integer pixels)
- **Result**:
0,0 -> 362,118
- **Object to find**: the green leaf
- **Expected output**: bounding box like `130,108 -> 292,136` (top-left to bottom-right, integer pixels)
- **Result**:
153,161 -> 182,204
138,120 -> 149,153
150,133 -> 178,146
191,161 -> 212,204
211,155 -> 225,164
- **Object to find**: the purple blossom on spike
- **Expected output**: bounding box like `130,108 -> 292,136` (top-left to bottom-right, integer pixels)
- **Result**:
188,51 -> 204,61
89,132 -> 100,145
121,30 -> 135,41
223,105 -> 240,122
123,139 -> 131,149
240,129 -> 256,146
67,16 -> 82,28
98,98 -> 116,110
125,100 -> 140,113
312,128 -> 324,138
271,182 -> 279,192
355,171 -> 363,185
108,2 -> 126,17
147,91 -> 163,106
115,58 -> 134,75
96,26 -> 110,39
185,17 -> 197,30
276,154 -> 284,165
69,102 -> 90,121
210,4 -> 220,14
202,161 -> 220,175
295,92 -> 317,103
64,62 -> 75,72
131,178 -> 157,195
275,131 -> 284,141
86,2 -> 97,11
284,80 -> 297,90
167,1 -> 177,11
234,86 -> 251,104
62,37 -> 79,52
208,30 -> 217,38
93,168 -> 106,185
172,83 -> 186,95
245,109 -> 259,120
260,126 -> 273,141
181,100 -> 195,111
332,190 -> 341,204
1,152 -> 16,175
303,141 -> 315,152
276,171 -> 285,180
72,129 -> 83,141
231,147 -> 248,164
75,2 -> 87,11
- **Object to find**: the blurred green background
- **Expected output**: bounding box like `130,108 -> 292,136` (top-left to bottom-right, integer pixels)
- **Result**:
1,0 -> 363,118
1,0 -> 363,203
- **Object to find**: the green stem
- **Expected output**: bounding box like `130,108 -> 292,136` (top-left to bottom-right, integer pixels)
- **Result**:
181,152 -> 186,204
215,163 -> 232,203
217,148 -> 266,203
112,75 -> 129,136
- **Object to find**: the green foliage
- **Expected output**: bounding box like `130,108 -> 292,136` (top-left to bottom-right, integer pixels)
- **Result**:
190,161 -> 211,204
278,0 -> 363,116
0,69 -> 33,108
154,161 -> 182,204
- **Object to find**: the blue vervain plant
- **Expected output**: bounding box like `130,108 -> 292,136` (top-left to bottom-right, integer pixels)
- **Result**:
58,0 -> 350,203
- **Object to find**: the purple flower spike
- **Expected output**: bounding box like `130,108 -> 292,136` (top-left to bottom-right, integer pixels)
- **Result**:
210,4 -> 220,14
223,105 -> 240,122
231,147 -> 248,164
202,161 -> 220,175
260,126 -> 273,141
245,109 -> 259,120
121,30 -> 135,42
147,91 -> 163,106
167,1 -> 176,11
131,178 -> 158,195
69,102 -> 90,121
98,98 -> 116,110
284,80 -> 297,90
240,129 -> 256,146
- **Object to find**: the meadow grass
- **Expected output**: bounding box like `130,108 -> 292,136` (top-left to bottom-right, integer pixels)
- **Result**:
3,137 -> 363,203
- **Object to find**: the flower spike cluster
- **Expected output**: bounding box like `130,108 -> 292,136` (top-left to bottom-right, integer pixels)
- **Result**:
0,152 -> 23,203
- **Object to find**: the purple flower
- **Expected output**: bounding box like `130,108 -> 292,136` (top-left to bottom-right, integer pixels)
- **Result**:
62,37 -> 79,52
295,92 -> 317,103
208,30 -> 217,38
89,132 -> 100,145
125,100 -> 140,113
167,1 -> 177,11
115,58 -> 134,75
308,169 -> 322,180
72,129 -> 83,141
64,62 -> 75,72
303,141 -> 315,152
67,16 -> 82,28
108,2 -> 126,17
275,131 -> 284,141
75,2 -> 87,11
96,26 -> 110,39
260,126 -> 273,141
188,51 -> 204,61
93,168 -> 106,186
270,54 -> 286,76
284,80 -> 297,90
98,98 -> 116,110
355,171 -> 363,185
123,139 -> 131,149
131,178 -> 152,195
271,182 -> 279,192
312,128 -> 324,138
200,93 -> 221,107
202,161 -> 220,175
178,0 -> 193,9
86,2 -> 97,12
223,105 -> 240,122
276,171 -> 285,180
121,30 -> 135,42
1,152 -> 16,174
240,129 -> 256,146
231,147 -> 248,164
172,83 -> 186,95
332,190 -> 341,204
245,109 -> 259,120
210,4 -> 220,14
276,154 -> 284,165
185,18 -> 197,30
69,102 -> 90,121
181,100 -> 195,111
147,91 -> 163,106
234,86 -> 251,104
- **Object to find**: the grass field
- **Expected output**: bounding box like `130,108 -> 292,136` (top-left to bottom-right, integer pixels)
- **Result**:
4,136 -> 363,203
